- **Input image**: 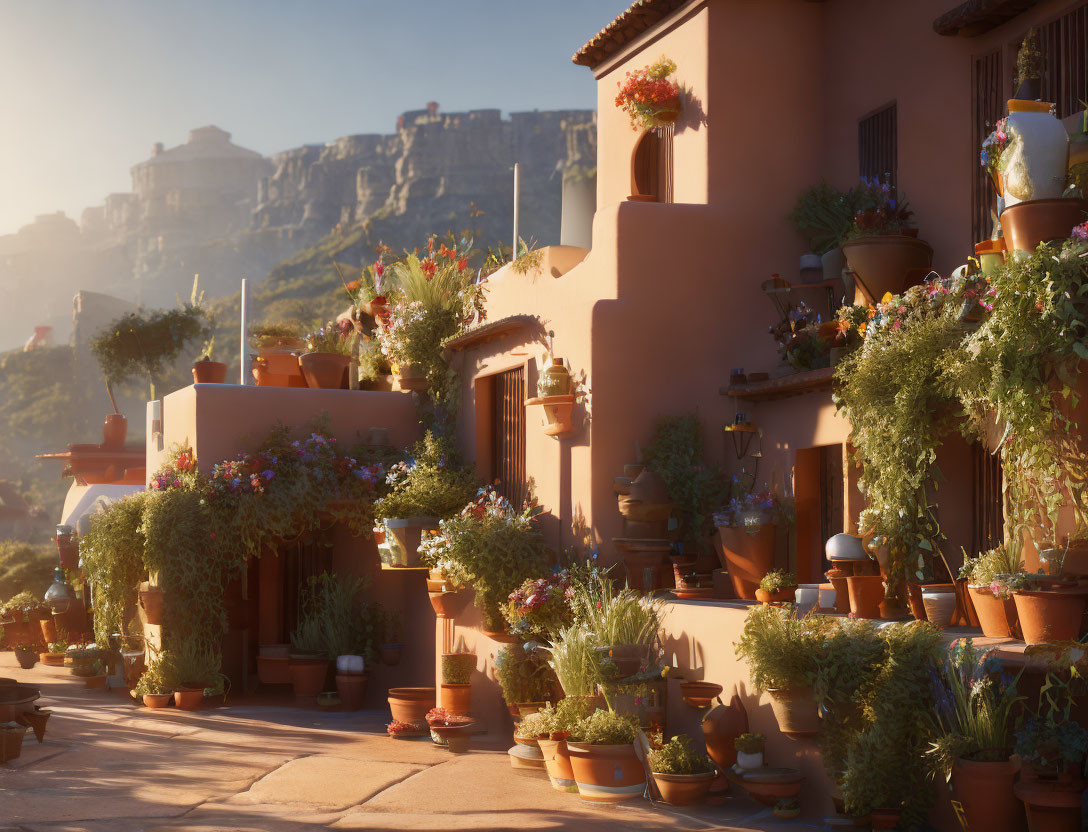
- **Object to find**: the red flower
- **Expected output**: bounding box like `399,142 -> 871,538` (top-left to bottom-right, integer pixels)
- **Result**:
421,258 -> 437,279
456,256 -> 468,272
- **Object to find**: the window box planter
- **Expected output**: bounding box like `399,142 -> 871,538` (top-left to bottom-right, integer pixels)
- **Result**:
525,394 -> 576,438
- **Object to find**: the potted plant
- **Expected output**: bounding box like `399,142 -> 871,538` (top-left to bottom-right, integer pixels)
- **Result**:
928,639 -> 1026,832
192,331 -> 226,384
566,572 -> 662,682
1013,27 -> 1043,101
139,584 -> 164,626
960,545 -> 1022,638
1,592 -> 47,651
41,635 -> 68,667
440,652 -> 475,716
13,643 -> 37,670
537,697 -> 595,793
734,732 -> 765,770
250,322 -> 307,387
648,733 -> 716,806
1013,717 -> 1088,831
376,433 -> 476,568
386,718 -> 426,739
419,485 -> 549,636
1007,572 -> 1087,645
84,659 -> 108,689
133,656 -> 176,709
299,319 -> 355,389
387,687 -> 435,729
715,491 -> 786,600
566,708 -> 646,804
788,182 -> 864,282
425,707 -> 476,753
735,606 -> 833,736
514,710 -> 548,751
376,608 -> 405,666
755,570 -> 797,605
288,576 -> 333,700
496,643 -> 558,713
501,573 -> 575,641
840,177 -> 932,304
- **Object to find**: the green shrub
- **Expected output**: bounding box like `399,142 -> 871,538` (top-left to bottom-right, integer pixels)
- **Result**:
648,734 -> 714,775
734,733 -> 765,754
0,541 -> 55,606
735,605 -> 834,692
758,569 -> 796,593
537,696 -> 595,737
495,643 -> 556,705
569,709 -> 639,745
375,432 -> 476,521
441,652 -> 476,684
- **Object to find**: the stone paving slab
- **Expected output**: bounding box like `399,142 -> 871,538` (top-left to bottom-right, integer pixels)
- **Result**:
227,755 -> 426,809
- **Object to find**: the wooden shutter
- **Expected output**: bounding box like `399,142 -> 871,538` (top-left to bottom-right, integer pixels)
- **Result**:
491,367 -> 526,507
1037,5 -> 1088,118
971,444 -> 1004,556
858,103 -> 897,185
972,49 -> 1004,243
629,125 -> 674,202
658,123 -> 674,203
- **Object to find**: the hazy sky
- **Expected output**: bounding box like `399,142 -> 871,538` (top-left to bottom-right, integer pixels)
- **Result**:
0,0 -> 628,236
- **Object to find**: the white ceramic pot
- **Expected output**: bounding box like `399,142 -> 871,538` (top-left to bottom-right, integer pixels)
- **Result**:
818,584 -> 836,611
799,253 -> 823,284
1003,100 -> 1069,207
921,589 -> 957,629
821,247 -> 845,283
825,533 -> 866,561
337,654 -> 365,675
794,584 -> 820,615
736,750 -> 764,770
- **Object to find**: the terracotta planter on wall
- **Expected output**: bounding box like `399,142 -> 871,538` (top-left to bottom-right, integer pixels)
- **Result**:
1001,198 -> 1087,253
440,683 -> 471,716
251,352 -> 307,388
192,360 -> 227,384
842,235 -> 933,305
766,686 -> 820,736
566,742 -> 647,803
299,352 -> 350,389
429,591 -> 469,619
388,686 -> 435,725
1013,589 -> 1087,645
615,539 -> 671,592
951,757 -> 1026,832
139,587 -> 164,626
394,364 -> 429,392
102,413 -> 128,449
717,523 -> 776,600
971,587 -> 1020,639
846,574 -> 884,619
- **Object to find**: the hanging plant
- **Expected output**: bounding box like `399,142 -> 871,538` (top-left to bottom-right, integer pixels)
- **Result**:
615,56 -> 681,131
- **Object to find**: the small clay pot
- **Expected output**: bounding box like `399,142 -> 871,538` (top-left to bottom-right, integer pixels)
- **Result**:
1013,589 -> 1087,645
680,681 -> 723,709
139,587 -> 165,626
755,586 -> 796,606
192,360 -> 227,384
652,770 -> 715,806
439,683 -> 471,716
387,686 -> 435,725
288,658 -> 329,699
173,689 -> 203,711
845,574 -> 884,619
143,693 -> 173,709
14,649 -> 36,670
299,352 -> 350,389
1001,198 -> 1088,253
378,644 -> 404,666
102,413 -> 127,449
921,586 -> 957,629
336,673 -> 368,711
971,586 -> 1020,639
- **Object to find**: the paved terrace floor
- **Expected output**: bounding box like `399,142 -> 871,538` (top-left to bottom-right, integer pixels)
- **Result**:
0,654 -> 811,832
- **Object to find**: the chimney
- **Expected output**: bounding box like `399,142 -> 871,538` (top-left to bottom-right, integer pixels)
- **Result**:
427,101 -> 439,116
152,142 -> 164,156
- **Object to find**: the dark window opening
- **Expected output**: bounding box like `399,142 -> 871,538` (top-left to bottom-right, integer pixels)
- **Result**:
858,103 -> 898,186
490,367 -> 526,508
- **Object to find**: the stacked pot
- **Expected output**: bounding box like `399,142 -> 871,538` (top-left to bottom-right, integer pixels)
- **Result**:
825,533 -> 880,618
612,465 -> 673,593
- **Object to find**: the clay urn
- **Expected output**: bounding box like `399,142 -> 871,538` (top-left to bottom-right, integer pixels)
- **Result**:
614,467 -> 673,538
102,413 -> 127,449
702,687 -> 748,772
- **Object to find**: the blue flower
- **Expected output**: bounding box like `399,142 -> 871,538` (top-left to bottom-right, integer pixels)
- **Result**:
263,470 -> 275,480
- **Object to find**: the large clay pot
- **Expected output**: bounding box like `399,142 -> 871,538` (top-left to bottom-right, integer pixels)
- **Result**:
1013,777 -> 1085,832
566,742 -> 647,803
702,688 -> 748,771
174,689 -> 203,711
394,364 -> 429,392
336,673 -> 368,711
951,757 -> 1027,832
2,619 -> 43,651
1013,589 -> 1087,644
387,686 -> 435,725
53,604 -> 87,641
539,738 -> 578,793
1003,100 -> 1070,209
717,523 -> 776,600
651,771 -> 715,806
842,235 -> 933,305
440,683 -> 471,716
192,360 -> 227,384
971,586 -> 1020,639
14,648 -> 36,670
299,352 -> 350,389
288,658 -> 329,699
594,644 -> 646,679
1001,198 -> 1087,252
846,574 -> 884,619
251,353 -> 307,388
102,413 -> 127,449
766,686 -> 820,736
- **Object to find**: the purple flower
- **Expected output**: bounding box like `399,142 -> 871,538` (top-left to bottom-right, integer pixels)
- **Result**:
263,470 -> 274,480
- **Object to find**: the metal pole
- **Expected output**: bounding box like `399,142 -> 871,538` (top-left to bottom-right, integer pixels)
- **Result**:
240,278 -> 249,386
512,162 -> 520,263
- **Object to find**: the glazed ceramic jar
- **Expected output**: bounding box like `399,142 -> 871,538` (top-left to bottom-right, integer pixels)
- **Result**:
539,358 -> 572,396
1002,100 -> 1069,207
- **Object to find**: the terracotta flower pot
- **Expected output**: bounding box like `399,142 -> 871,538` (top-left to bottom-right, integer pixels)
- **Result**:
1013,589 -> 1087,645
440,683 -> 471,716
55,532 -> 79,571
143,693 -> 173,709
717,523 -> 776,600
336,673 -> 368,711
755,586 -> 796,606
921,586 -> 957,629
429,591 -> 469,619
84,675 -> 106,690
378,644 -> 404,666
615,539 -> 671,592
394,364 -> 429,392
102,413 -> 128,449
257,656 -> 291,685
429,720 -> 474,753
0,723 -> 27,763
14,649 -> 36,670
652,771 -> 715,807
139,587 -> 165,626
20,708 -> 50,743
192,360 -> 227,384
842,235 -> 934,305
1014,776 -> 1085,832
539,738 -> 578,793
3,620 -> 43,651
594,644 -> 646,679
39,617 -> 57,645
766,686 -> 820,736
173,689 -> 203,711
299,352 -> 350,389
845,574 -> 884,619
387,686 -> 435,725
1000,198 -> 1087,253
971,586 -> 1021,639
951,757 -> 1027,832
288,658 -> 329,699
566,742 -> 647,803
680,681 -> 723,709
251,352 -> 307,388
40,652 -> 65,667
